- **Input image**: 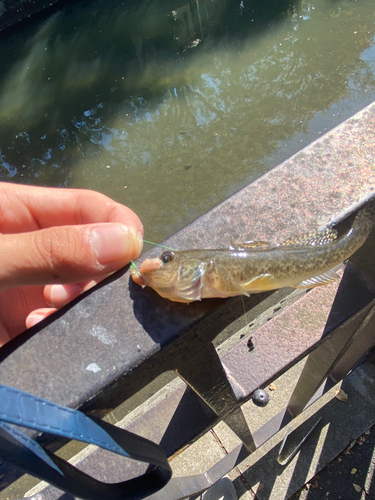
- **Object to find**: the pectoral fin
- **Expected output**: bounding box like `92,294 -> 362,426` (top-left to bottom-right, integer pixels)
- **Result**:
291,267 -> 342,289
211,264 -> 251,297
242,273 -> 280,292
176,263 -> 205,301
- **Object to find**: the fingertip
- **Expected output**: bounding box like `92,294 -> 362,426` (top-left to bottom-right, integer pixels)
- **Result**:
0,331 -> 11,347
26,308 -> 57,329
89,224 -> 143,267
44,280 -> 105,308
0,222 -> 144,290
108,201 -> 144,236
81,280 -> 100,292
44,283 -> 82,308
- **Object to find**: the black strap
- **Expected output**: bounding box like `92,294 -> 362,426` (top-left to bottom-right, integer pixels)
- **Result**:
0,384 -> 171,500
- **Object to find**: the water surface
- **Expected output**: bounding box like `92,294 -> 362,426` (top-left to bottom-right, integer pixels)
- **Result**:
0,0 -> 374,242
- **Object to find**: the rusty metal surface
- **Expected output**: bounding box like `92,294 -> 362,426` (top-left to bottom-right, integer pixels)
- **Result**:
223,258 -> 375,402
2,102 -> 375,495
221,283 -> 339,399
329,313 -> 375,384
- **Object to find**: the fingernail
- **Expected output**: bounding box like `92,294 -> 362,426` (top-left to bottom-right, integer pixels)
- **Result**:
26,309 -> 57,329
50,284 -> 82,308
26,312 -> 46,328
90,224 -> 143,266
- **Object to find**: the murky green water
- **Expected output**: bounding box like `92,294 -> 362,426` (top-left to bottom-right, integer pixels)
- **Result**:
0,0 -> 374,243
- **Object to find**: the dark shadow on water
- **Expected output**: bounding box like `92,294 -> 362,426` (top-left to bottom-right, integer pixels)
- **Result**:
1,0 -> 375,247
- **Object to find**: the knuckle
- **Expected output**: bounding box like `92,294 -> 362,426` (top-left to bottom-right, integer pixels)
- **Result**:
33,227 -> 84,277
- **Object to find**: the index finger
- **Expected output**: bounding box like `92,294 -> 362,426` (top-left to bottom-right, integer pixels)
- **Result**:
0,183 -> 143,234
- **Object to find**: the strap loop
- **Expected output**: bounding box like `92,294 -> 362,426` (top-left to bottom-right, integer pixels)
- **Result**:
0,384 -> 171,500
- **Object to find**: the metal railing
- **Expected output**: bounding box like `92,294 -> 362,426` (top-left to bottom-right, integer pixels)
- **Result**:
1,101 -> 375,499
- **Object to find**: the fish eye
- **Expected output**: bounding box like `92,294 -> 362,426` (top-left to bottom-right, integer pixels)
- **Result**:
161,251 -> 174,264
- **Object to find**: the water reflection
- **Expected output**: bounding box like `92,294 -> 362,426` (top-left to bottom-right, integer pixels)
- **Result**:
0,0 -> 374,242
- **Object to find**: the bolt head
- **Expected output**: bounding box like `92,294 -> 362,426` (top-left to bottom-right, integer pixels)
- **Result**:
252,389 -> 270,407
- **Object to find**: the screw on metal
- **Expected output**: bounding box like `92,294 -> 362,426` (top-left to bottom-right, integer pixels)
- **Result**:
252,389 -> 270,407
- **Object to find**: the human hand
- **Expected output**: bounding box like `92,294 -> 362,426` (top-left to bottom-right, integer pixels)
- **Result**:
0,182 -> 143,346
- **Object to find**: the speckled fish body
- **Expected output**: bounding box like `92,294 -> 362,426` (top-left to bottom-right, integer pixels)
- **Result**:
130,201 -> 375,303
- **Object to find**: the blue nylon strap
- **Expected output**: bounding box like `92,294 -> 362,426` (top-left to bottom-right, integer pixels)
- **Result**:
0,421 -> 64,475
0,383 -> 171,500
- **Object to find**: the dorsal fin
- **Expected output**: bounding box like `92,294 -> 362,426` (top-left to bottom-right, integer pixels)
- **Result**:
281,227 -> 338,247
230,237 -> 271,251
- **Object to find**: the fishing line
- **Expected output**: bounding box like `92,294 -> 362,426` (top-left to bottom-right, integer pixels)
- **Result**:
130,240 -> 177,269
241,294 -> 248,326
143,240 -> 177,251
130,240 -> 249,325
133,240 -> 249,329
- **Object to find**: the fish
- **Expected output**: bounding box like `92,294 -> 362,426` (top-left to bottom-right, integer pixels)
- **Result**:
130,201 -> 375,303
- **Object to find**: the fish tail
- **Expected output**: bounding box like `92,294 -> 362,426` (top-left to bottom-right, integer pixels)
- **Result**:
331,197 -> 375,263
352,198 -> 375,238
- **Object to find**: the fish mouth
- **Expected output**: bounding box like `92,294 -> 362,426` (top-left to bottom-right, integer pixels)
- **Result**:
130,258 -> 162,286
134,257 -> 205,302
139,258 -> 162,274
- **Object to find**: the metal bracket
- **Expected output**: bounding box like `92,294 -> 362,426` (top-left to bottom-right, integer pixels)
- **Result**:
277,416 -> 323,466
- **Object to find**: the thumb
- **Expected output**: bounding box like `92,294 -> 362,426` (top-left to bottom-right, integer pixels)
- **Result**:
0,223 -> 143,290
